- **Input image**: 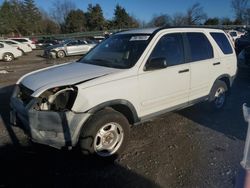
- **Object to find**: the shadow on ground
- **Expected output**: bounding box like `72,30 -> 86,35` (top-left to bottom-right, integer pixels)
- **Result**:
0,144 -> 160,188
179,69 -> 250,141
0,85 -> 160,188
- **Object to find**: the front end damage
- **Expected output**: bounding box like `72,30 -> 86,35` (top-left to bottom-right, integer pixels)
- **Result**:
10,84 -> 91,149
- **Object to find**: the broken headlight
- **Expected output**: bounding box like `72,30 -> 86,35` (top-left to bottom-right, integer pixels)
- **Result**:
34,86 -> 77,111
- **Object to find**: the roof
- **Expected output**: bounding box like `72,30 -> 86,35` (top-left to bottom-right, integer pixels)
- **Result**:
118,26 -> 223,35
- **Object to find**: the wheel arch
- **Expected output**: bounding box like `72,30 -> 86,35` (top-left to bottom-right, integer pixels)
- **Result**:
87,99 -> 140,125
209,74 -> 231,101
215,74 -> 231,91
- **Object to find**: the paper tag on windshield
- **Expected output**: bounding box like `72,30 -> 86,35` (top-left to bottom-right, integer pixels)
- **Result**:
130,36 -> 150,41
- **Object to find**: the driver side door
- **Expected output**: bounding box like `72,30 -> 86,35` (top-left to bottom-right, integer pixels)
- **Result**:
138,33 -> 190,117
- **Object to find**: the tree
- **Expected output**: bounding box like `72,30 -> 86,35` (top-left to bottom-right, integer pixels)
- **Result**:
112,5 -> 139,29
231,0 -> 248,22
220,17 -> 234,25
186,3 -> 207,25
148,14 -> 172,27
65,9 -> 86,33
85,4 -> 106,31
22,0 -> 42,35
0,0 -> 23,35
50,0 -> 76,31
172,13 -> 187,26
204,17 -> 220,25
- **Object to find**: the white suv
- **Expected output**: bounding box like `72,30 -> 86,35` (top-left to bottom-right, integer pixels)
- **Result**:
10,27 -> 237,159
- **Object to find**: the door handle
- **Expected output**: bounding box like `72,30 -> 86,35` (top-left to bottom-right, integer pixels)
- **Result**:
178,69 -> 189,73
213,62 -> 221,66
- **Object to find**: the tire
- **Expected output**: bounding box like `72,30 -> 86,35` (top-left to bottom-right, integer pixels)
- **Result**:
3,53 -> 14,62
209,80 -> 228,110
56,50 -> 65,58
79,108 -> 130,159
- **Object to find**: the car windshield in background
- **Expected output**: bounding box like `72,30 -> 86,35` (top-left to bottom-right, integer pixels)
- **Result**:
80,34 -> 150,69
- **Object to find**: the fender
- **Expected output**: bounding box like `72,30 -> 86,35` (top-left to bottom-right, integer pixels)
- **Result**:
87,99 -> 140,123
215,74 -> 233,86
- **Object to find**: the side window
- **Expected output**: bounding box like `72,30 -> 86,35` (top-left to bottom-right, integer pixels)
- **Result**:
5,41 -> 15,45
13,39 -> 26,42
149,33 -> 184,66
186,32 -> 213,62
67,41 -> 78,46
210,32 -> 233,54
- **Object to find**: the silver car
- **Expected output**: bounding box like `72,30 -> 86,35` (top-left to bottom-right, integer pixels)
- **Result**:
43,39 -> 96,58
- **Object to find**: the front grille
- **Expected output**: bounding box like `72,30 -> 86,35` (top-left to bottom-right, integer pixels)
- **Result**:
18,84 -> 33,105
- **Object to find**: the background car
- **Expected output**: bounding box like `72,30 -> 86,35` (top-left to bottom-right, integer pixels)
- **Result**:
237,46 -> 250,68
235,33 -> 250,54
8,37 -> 36,50
43,39 -> 96,58
0,42 -> 22,62
228,30 -> 245,41
0,39 -> 32,54
36,38 -> 62,49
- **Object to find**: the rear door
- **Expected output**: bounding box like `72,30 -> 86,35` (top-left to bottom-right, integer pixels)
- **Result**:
65,40 -> 79,55
185,32 -> 215,101
77,40 -> 90,54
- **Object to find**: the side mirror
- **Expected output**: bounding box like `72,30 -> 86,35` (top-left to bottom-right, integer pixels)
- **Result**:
144,57 -> 168,71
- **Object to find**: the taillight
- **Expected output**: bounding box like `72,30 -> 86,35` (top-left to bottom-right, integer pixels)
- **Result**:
17,47 -> 21,50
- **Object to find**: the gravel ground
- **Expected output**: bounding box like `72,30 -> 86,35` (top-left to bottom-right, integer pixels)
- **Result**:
0,50 -> 249,187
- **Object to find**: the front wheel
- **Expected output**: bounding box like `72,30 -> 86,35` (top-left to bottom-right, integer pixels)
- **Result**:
209,80 -> 228,110
79,108 -> 130,159
56,50 -> 65,58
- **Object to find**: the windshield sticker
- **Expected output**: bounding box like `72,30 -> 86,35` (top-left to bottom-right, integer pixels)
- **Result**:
130,36 -> 150,41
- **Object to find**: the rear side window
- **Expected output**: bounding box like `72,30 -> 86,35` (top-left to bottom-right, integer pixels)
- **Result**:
186,32 -> 214,62
210,32 -> 233,54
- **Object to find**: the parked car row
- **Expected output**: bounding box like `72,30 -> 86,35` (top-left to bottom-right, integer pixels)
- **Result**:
0,42 -> 22,62
0,37 -> 37,62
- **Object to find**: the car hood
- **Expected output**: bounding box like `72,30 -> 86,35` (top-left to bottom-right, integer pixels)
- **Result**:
20,62 -> 121,95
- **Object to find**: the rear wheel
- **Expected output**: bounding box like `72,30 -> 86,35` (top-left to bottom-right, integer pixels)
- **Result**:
209,80 -> 228,110
79,108 -> 130,159
56,50 -> 65,58
3,53 -> 14,62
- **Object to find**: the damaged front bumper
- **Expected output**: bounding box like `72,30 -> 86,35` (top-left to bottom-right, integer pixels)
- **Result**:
10,96 -> 91,149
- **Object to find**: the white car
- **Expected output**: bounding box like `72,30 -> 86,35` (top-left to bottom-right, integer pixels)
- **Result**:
9,37 -> 36,50
0,42 -> 22,62
10,27 -> 237,159
0,39 -> 32,54
228,30 -> 245,41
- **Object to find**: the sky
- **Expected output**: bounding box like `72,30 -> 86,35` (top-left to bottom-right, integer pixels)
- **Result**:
0,0 -> 235,22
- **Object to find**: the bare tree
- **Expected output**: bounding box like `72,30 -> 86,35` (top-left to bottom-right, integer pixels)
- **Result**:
148,14 -> 172,27
172,13 -> 187,26
50,0 -> 76,25
186,3 -> 207,25
231,0 -> 248,22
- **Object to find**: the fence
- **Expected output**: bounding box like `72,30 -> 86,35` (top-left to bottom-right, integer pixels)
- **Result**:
19,25 -> 250,40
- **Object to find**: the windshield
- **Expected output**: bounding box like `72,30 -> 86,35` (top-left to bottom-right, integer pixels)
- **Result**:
80,34 -> 150,69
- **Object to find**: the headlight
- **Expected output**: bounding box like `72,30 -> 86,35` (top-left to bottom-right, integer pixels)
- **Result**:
35,86 -> 77,111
